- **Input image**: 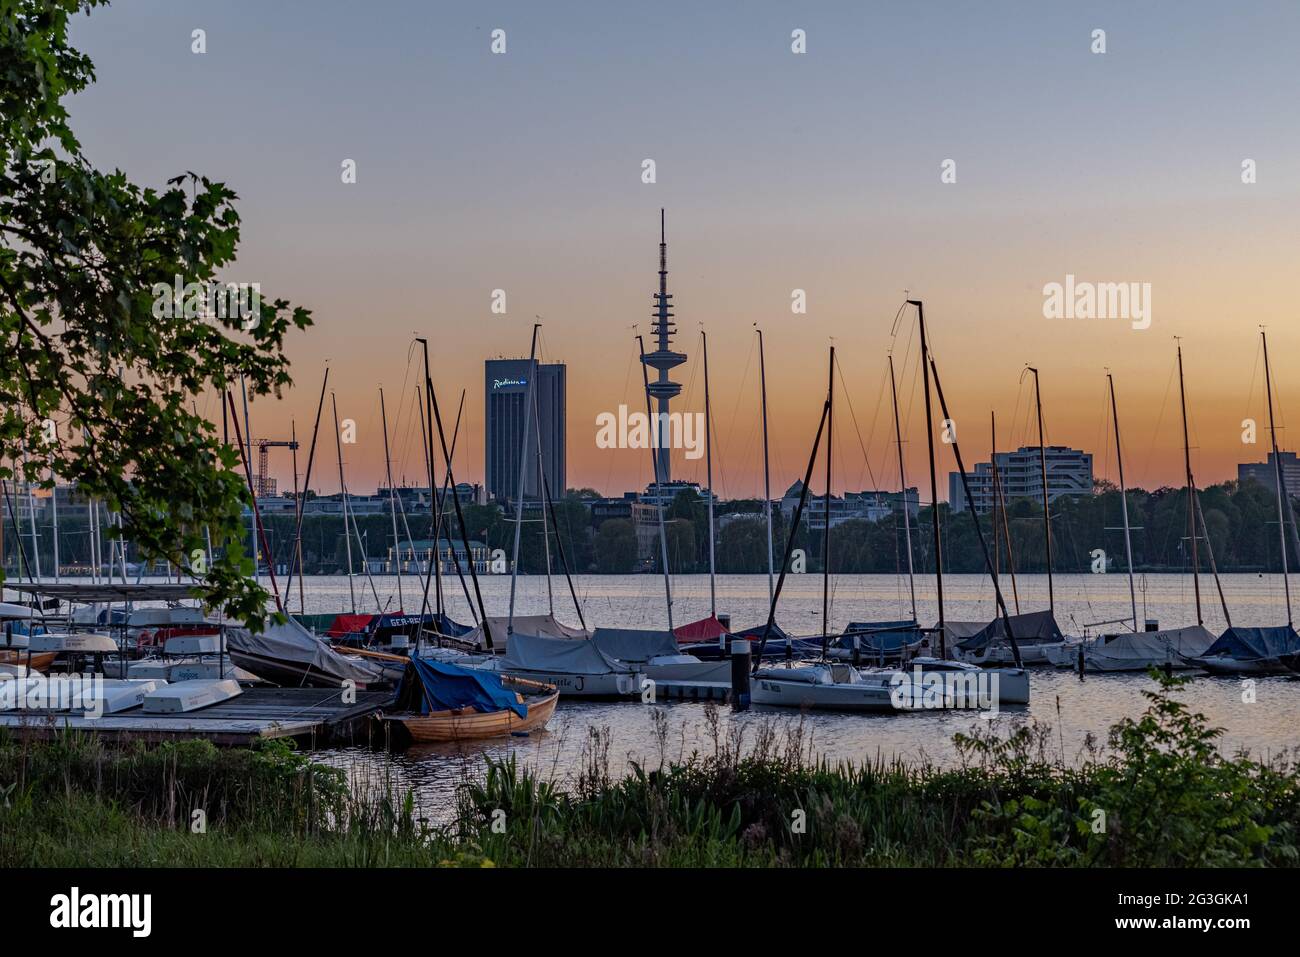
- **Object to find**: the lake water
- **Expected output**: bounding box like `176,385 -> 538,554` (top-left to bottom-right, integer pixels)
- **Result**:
292,571 -> 1300,816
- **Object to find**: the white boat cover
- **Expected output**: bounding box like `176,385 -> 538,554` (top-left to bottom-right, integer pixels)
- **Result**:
502,631 -> 631,675
225,617 -> 386,685
591,627 -> 679,663
454,614 -> 591,652
1090,625 -> 1217,668
127,607 -> 208,627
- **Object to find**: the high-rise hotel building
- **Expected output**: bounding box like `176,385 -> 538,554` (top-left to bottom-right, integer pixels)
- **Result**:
484,358 -> 566,504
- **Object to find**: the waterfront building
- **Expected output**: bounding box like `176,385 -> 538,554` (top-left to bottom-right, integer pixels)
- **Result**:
1238,450 -> 1300,498
383,538 -> 496,575
948,445 -> 1093,513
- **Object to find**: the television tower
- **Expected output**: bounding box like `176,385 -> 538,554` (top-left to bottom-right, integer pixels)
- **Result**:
640,209 -> 687,485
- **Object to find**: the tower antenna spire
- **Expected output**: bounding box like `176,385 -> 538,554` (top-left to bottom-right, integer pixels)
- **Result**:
642,209 -> 686,485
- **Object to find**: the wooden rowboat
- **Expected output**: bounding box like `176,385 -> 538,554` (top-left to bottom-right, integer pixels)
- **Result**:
0,649 -> 56,672
390,675 -> 559,743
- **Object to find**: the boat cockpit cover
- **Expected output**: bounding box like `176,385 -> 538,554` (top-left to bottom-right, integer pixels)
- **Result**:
225,617 -> 386,685
457,614 -> 590,652
327,613 -> 376,637
396,657 -> 526,718
430,613 -> 472,638
957,610 -> 1064,651
1093,625 -> 1216,662
503,631 -> 629,675
1201,626 -> 1300,661
591,627 -> 680,662
674,616 -> 727,643
841,620 -> 922,652
941,621 -> 985,643
735,621 -> 791,642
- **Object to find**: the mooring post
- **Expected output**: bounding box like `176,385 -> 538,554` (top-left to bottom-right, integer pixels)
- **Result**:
730,638 -> 751,710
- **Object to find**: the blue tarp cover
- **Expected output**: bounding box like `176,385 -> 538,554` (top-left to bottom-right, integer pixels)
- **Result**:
735,622 -> 824,656
432,613 -> 473,638
841,620 -> 922,652
1200,626 -> 1300,662
398,657 -> 526,718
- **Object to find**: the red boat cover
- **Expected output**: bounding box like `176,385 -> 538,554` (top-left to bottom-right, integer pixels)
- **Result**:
327,613 -> 376,638
674,616 -> 727,643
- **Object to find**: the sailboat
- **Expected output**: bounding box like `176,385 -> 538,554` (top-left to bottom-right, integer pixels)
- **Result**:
1050,370 -> 1215,671
889,301 -> 1030,704
681,326 -> 810,663
951,366 -> 1067,666
752,347 -> 918,711
438,324 -> 642,697
827,353 -> 924,666
1194,331 -> 1300,675
626,326 -> 735,685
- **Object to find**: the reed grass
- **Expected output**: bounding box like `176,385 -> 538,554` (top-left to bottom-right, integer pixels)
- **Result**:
2,675 -> 1298,867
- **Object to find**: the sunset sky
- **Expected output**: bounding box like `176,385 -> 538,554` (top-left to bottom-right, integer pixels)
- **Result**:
68,1 -> 1300,500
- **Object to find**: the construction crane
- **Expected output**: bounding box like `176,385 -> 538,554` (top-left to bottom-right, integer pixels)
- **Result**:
256,438 -> 300,497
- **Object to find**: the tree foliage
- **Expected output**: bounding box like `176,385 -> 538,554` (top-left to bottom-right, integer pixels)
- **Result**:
0,0 -> 310,624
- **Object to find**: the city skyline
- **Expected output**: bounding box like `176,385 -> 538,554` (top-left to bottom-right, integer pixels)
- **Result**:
64,1 -> 1300,499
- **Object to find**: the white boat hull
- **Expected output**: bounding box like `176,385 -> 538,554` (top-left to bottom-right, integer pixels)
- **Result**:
751,672 -> 900,712
641,656 -> 732,684
957,641 -> 1064,666
143,678 -> 242,713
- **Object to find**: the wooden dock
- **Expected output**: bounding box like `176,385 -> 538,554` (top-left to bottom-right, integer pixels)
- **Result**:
0,687 -> 391,746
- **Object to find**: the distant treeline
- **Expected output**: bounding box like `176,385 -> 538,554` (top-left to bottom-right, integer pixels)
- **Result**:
3,478 -> 1293,577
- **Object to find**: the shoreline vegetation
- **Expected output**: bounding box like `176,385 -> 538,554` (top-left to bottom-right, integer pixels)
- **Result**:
2,675 -> 1297,867
7,479 -> 1297,579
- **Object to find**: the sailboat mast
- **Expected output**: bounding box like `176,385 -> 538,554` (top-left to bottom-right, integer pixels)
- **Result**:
888,354 -> 917,621
758,328 -> 774,606
638,335 -> 674,631
1108,373 -> 1138,632
991,412 -> 1000,588
1262,329 -> 1293,624
380,388 -> 403,611
287,368 -> 327,613
22,450 -> 40,580
530,349 -> 555,616
49,464 -> 59,582
289,419 -> 302,608
822,346 -> 834,657
507,324 -> 540,637
331,392 -> 356,614
1027,367 -> 1053,613
912,300 -> 946,657
992,413 -> 1020,613
239,373 -> 257,586
424,371 -> 494,649
703,330 -> 716,620
1176,343 -> 1203,625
